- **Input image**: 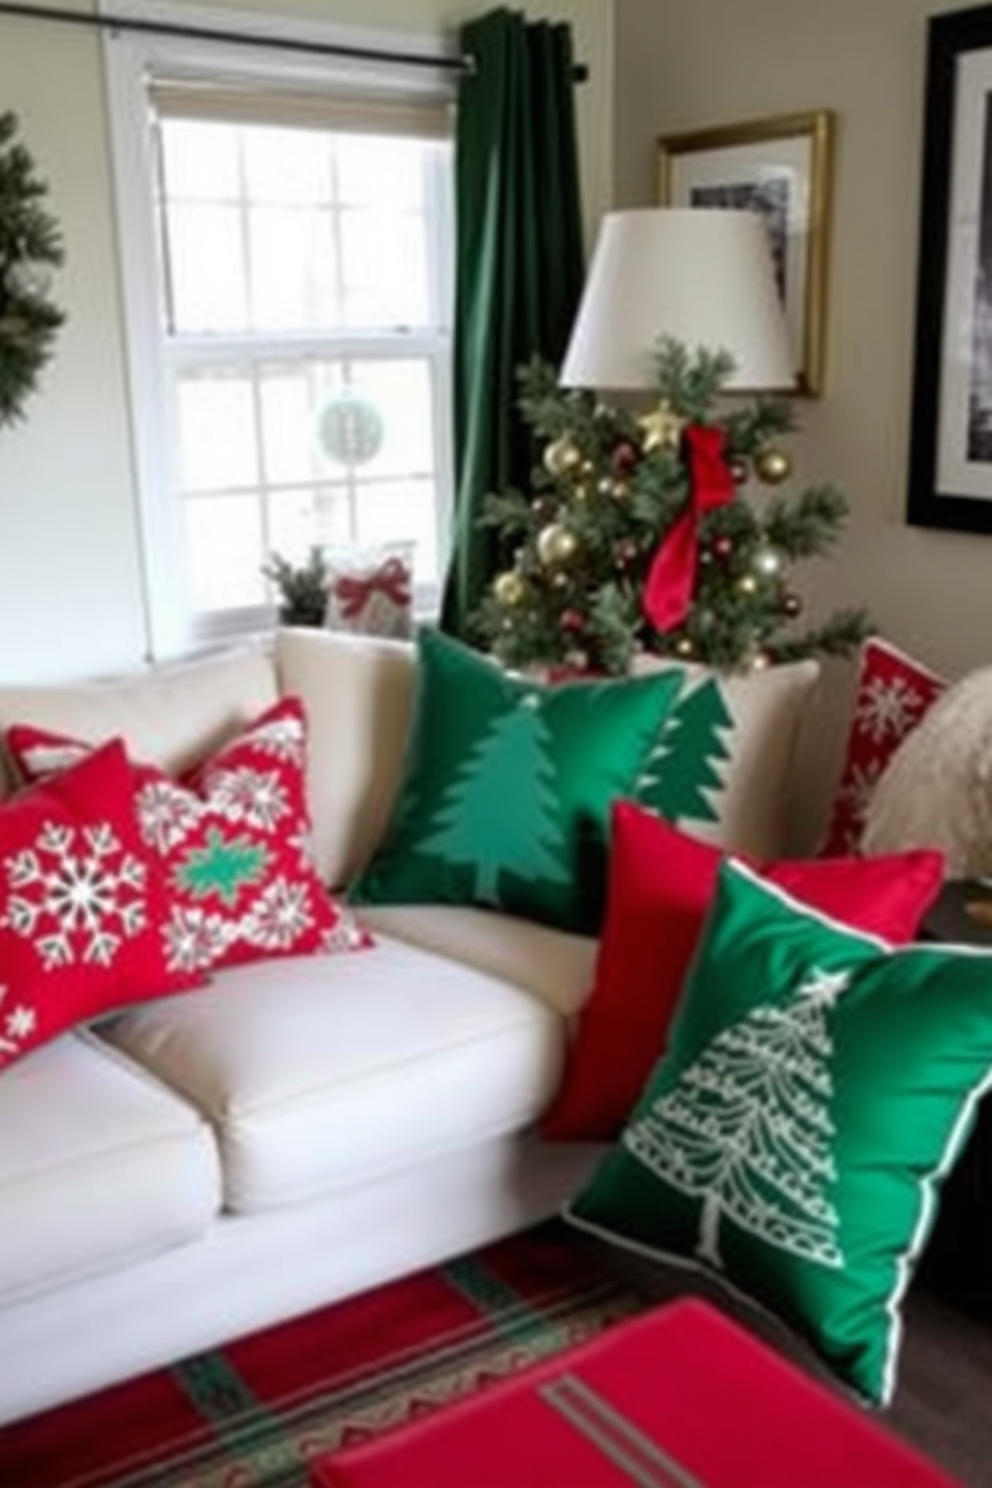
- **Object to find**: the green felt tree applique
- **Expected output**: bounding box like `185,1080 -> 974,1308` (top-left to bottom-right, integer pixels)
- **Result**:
419,693 -> 569,904
625,965 -> 847,1272
638,676 -> 733,826
172,827 -> 271,908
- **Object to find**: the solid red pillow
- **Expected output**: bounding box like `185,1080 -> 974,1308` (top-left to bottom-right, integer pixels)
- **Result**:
541,801 -> 946,1142
821,637 -> 946,855
6,697 -> 372,977
0,739 -> 203,1073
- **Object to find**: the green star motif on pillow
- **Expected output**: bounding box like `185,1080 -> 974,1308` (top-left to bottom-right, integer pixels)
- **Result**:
172,826 -> 271,908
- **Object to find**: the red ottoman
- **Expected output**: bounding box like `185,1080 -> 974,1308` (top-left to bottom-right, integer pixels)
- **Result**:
311,1298 -> 961,1488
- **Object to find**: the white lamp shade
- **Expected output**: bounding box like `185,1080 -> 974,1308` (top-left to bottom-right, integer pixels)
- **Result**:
560,208 -> 795,393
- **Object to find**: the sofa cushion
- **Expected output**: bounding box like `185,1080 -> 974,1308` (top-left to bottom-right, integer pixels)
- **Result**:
566,860 -> 992,1407
350,627 -> 682,934
98,927 -> 572,1214
631,653 -> 820,859
0,1032 -> 220,1307
0,643 -> 279,799
821,637 -> 946,855
542,804 -> 945,1142
0,741 -> 204,1073
7,698 -> 372,975
274,627 -> 416,888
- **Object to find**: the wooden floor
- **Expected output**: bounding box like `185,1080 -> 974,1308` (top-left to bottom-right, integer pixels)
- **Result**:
889,1286 -> 992,1488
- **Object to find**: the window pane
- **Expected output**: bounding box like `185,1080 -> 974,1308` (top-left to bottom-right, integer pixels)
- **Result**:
340,207 -> 428,326
160,119 -> 240,199
177,374 -> 259,491
268,485 -> 352,561
244,126 -> 330,203
166,203 -> 248,331
185,495 -> 265,609
249,205 -> 337,329
336,135 -> 424,210
353,479 -> 438,582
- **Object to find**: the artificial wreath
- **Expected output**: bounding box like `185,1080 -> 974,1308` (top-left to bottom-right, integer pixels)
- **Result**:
0,110 -> 65,429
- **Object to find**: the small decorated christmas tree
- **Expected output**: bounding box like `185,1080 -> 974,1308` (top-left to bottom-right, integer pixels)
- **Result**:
470,339 -> 870,675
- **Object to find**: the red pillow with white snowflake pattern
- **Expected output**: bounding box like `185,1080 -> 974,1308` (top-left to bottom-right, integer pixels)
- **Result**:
6,697 -> 372,977
0,740 -> 204,1073
820,637 -> 947,856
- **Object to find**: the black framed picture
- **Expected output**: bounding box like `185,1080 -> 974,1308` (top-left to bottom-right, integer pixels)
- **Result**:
908,5 -> 992,533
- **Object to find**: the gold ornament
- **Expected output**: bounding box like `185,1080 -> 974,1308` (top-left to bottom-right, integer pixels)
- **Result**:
674,636 -> 695,658
737,573 -> 758,596
749,650 -> 772,672
754,446 -> 792,485
573,480 -> 595,504
638,400 -> 685,453
537,522 -> 579,567
492,570 -> 527,608
751,543 -> 784,578
543,436 -> 582,478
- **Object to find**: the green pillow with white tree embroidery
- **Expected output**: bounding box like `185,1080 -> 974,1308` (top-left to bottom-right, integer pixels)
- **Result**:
349,627 -> 683,933
566,859 -> 992,1405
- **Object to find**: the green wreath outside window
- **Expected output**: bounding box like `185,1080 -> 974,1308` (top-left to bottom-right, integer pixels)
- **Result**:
0,110 -> 65,429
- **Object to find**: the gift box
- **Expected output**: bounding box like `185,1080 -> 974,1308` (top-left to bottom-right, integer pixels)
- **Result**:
324,546 -> 413,640
311,1298 -> 960,1488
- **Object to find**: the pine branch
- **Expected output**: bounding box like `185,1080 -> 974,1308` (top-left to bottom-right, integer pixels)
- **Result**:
762,484 -> 850,558
767,608 -> 874,664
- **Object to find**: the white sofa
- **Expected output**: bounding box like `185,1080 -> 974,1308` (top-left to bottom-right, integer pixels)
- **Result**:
0,629 -> 610,1428
0,626 -> 835,1428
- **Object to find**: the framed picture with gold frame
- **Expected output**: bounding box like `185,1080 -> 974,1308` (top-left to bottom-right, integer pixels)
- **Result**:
656,110 -> 835,396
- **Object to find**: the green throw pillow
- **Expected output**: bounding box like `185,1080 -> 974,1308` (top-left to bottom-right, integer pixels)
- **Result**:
566,859 -> 992,1405
350,628 -> 682,933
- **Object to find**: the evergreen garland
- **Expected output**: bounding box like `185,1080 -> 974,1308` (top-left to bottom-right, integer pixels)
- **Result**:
470,339 -> 871,675
0,111 -> 66,429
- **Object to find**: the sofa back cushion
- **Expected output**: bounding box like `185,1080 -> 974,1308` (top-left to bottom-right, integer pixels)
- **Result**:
274,627 -> 416,889
0,644 -> 279,803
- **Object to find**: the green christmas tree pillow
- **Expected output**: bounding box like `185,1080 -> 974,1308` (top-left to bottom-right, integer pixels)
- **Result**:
566,859 -> 992,1405
349,627 -> 682,934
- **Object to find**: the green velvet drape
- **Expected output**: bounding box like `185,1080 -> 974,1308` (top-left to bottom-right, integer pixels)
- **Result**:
439,7 -> 585,640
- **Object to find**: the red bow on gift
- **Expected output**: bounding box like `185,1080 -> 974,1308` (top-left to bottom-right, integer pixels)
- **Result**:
642,424 -> 735,634
333,556 -> 412,620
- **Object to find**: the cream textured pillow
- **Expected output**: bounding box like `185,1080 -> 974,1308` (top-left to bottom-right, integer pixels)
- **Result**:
861,666 -> 992,878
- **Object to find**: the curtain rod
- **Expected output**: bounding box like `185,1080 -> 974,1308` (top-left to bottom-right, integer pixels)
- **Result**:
0,2 -> 588,78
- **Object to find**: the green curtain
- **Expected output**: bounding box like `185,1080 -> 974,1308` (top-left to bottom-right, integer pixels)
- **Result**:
439,6 -> 585,640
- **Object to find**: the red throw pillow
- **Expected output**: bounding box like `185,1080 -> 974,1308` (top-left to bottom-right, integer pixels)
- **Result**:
6,697 -> 371,977
541,801 -> 946,1142
0,740 -> 204,1072
821,637 -> 946,855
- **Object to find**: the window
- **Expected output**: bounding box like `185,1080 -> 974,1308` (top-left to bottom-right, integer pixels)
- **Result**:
102,4 -> 456,656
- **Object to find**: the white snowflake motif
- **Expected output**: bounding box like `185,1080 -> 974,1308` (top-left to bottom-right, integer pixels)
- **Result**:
322,907 -> 368,953
241,878 -> 314,951
0,985 -> 37,1063
855,676 -> 927,744
161,903 -> 232,973
137,779 -> 203,854
21,742 -> 90,777
240,715 -> 306,767
2,821 -> 147,971
836,760 -> 884,834
206,767 -> 290,833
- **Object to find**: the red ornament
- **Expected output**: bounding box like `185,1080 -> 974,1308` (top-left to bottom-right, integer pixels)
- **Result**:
613,537 -> 638,570
612,441 -> 639,475
782,591 -> 803,617
560,607 -> 586,632
712,534 -> 734,561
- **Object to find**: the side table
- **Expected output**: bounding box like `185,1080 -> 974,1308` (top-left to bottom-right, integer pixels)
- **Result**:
917,879 -> 992,1314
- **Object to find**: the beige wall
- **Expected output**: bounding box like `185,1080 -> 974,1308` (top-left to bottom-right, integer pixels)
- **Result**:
615,0 -> 992,684
0,0 -> 612,683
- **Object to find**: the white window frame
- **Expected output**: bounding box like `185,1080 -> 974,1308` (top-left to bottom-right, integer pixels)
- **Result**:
101,0 -> 456,659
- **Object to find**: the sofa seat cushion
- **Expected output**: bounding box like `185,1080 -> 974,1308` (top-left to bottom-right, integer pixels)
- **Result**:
0,1033 -> 221,1307
98,928 -> 572,1215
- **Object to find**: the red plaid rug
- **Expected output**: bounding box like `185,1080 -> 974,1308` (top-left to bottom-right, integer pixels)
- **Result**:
0,1223 -> 644,1488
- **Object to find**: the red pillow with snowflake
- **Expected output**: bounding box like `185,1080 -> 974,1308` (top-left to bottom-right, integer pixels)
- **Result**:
6,697 -> 372,977
0,740 -> 204,1073
820,637 -> 947,855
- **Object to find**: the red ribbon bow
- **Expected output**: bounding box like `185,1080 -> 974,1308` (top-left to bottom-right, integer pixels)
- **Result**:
642,424 -> 735,634
333,556 -> 412,621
